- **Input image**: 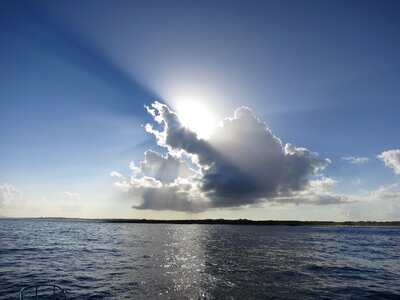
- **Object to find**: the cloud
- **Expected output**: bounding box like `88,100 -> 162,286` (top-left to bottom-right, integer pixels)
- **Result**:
114,102 -> 331,211
338,183 -> 400,221
351,178 -> 362,185
58,191 -> 83,213
60,191 -> 80,201
138,150 -> 196,184
274,177 -> 350,205
377,149 -> 400,175
368,183 -> 400,201
341,156 -> 369,166
132,178 -> 209,212
0,183 -> 23,207
110,171 -> 124,178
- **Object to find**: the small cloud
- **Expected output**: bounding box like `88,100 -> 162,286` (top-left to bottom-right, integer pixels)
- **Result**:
377,149 -> 400,175
341,156 -> 369,166
60,191 -> 80,201
351,178 -> 362,185
58,191 -> 83,213
0,183 -> 23,207
110,171 -> 124,179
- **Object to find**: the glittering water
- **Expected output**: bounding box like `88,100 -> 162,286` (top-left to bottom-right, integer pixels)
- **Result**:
1,219 -> 399,299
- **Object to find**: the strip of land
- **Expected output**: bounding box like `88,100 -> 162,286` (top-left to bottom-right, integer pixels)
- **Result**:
2,217 -> 400,226
103,219 -> 400,226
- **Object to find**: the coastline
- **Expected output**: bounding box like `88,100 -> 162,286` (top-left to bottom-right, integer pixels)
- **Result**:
2,217 -> 400,226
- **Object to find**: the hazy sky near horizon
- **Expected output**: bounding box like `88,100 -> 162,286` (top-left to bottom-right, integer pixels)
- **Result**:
1,0 -> 400,220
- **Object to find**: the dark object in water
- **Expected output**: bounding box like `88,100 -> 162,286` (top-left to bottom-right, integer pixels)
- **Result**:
19,284 -> 67,299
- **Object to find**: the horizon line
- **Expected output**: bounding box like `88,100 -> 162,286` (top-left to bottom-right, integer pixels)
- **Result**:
1,217 -> 400,226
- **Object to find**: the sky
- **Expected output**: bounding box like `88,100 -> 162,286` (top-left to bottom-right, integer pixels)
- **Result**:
0,0 -> 399,220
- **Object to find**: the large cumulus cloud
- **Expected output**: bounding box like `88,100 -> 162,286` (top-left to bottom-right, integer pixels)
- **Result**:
114,101 -> 331,211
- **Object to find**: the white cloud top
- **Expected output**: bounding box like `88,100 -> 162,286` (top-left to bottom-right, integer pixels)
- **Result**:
377,149 -> 400,175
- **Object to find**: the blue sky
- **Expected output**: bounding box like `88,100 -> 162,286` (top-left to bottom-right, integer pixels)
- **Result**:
1,0 -> 399,220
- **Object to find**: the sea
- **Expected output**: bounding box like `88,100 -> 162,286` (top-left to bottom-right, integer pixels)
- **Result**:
0,218 -> 399,299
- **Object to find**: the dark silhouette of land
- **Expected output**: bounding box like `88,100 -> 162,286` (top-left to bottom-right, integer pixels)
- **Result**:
103,219 -> 400,226
2,217 -> 400,226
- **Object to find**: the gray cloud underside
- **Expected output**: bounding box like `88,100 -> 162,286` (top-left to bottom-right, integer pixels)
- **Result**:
132,181 -> 209,212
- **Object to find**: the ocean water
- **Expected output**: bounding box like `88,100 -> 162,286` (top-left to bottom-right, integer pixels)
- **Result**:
0,219 -> 399,299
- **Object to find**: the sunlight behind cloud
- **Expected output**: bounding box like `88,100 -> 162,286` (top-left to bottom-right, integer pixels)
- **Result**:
175,101 -> 217,139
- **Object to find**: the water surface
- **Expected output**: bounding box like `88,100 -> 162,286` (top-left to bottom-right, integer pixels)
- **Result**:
1,219 -> 399,299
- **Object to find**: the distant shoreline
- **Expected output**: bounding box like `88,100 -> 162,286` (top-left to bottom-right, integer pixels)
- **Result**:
2,217 -> 400,226
104,219 -> 400,226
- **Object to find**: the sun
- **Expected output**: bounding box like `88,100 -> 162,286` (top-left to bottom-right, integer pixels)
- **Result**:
175,101 -> 216,139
